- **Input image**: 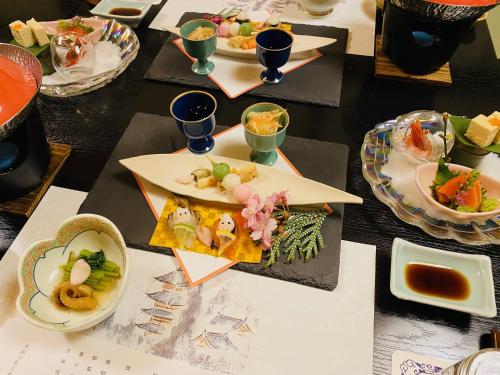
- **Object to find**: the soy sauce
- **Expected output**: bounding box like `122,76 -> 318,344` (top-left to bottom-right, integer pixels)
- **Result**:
405,263 -> 470,300
109,7 -> 141,16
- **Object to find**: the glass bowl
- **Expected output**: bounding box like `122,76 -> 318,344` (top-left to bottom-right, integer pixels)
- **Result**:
391,110 -> 455,163
40,18 -> 140,97
361,121 -> 500,246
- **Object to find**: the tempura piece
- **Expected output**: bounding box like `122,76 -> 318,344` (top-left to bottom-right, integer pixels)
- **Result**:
186,26 -> 215,41
246,109 -> 284,135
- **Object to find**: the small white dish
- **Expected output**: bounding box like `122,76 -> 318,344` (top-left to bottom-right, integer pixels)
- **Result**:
390,238 -> 496,317
90,0 -> 152,28
415,163 -> 500,221
16,214 -> 129,332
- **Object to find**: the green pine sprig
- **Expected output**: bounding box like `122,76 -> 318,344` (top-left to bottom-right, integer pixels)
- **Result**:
265,208 -> 327,268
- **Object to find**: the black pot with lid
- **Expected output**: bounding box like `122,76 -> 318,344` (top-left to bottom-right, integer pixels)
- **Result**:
0,43 -> 50,200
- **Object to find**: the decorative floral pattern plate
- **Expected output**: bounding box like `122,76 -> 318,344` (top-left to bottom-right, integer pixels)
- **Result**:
16,214 -> 129,332
361,122 -> 500,246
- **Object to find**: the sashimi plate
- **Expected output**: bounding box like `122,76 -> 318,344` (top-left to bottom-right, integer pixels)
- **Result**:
120,154 -> 362,206
361,123 -> 500,245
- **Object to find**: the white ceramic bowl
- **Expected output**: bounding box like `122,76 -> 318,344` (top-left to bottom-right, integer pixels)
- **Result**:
390,238 -> 496,317
16,214 -> 129,332
415,162 -> 500,221
90,0 -> 152,28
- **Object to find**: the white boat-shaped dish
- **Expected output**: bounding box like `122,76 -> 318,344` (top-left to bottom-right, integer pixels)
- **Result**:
16,214 -> 129,332
120,154 -> 362,205
163,25 -> 336,60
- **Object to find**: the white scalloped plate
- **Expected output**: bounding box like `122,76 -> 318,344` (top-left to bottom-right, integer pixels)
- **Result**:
16,214 -> 129,332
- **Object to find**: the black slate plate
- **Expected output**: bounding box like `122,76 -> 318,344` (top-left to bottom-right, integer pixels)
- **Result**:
79,113 -> 349,290
144,12 -> 348,108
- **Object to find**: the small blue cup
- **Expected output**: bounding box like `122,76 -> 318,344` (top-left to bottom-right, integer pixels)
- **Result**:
170,90 -> 217,154
256,29 -> 293,85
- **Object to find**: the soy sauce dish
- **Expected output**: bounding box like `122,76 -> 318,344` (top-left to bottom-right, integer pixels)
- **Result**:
390,238 -> 496,317
90,0 -> 152,28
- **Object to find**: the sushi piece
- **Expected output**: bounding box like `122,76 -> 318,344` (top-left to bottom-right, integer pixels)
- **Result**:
9,20 -> 35,48
26,18 -> 50,46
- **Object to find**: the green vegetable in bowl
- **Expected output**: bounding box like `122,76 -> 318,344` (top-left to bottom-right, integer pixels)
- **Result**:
61,249 -> 121,291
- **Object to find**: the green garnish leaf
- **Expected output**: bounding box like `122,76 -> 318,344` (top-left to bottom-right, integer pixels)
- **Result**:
79,249 -> 106,270
433,158 -> 459,187
450,115 -> 500,154
463,169 -> 480,191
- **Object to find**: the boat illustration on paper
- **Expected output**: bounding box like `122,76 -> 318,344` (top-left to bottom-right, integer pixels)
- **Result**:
120,154 -> 363,206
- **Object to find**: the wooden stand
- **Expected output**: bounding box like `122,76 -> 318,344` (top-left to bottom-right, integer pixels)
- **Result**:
0,143 -> 71,217
375,36 -> 452,85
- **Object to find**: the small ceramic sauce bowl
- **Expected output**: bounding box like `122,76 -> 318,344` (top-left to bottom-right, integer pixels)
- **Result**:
16,214 -> 129,332
390,238 -> 496,317
90,0 -> 152,28
415,162 -> 500,221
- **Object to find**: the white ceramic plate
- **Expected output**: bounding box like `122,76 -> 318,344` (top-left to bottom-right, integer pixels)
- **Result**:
415,162 -> 500,221
90,0 -> 152,28
390,238 -> 496,317
119,153 -> 363,205
16,214 -> 129,332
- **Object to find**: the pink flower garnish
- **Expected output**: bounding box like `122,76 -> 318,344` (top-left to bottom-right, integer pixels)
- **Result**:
241,193 -> 264,228
455,191 -> 467,206
250,212 -> 278,248
264,193 -> 277,216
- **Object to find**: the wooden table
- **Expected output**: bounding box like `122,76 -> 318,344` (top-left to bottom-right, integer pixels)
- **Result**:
1,1 -> 499,373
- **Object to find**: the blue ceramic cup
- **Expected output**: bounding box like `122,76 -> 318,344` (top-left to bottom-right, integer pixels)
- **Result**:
242,102 -> 289,166
180,19 -> 218,75
256,29 -> 293,85
170,90 -> 217,154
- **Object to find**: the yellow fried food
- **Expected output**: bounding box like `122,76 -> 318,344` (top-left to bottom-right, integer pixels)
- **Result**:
186,26 -> 215,41
53,281 -> 97,310
246,109 -> 284,135
237,164 -> 257,183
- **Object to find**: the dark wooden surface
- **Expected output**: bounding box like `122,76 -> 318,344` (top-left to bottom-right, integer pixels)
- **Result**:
1,1 -> 500,373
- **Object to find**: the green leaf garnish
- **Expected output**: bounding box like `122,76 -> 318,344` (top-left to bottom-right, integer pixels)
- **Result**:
450,115 -> 500,154
433,158 -> 459,187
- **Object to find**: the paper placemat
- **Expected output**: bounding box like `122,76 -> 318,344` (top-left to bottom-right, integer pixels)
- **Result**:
79,113 -> 350,291
148,0 -> 376,57
145,13 -> 348,107
0,185 -> 376,375
391,350 -> 453,375
487,7 -> 500,59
